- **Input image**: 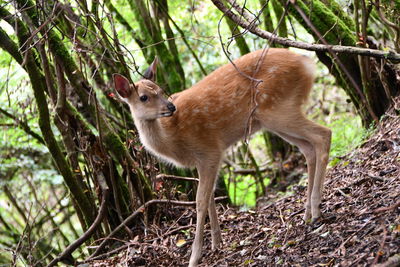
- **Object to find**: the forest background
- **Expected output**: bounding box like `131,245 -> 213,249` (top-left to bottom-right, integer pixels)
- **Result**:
0,0 -> 399,265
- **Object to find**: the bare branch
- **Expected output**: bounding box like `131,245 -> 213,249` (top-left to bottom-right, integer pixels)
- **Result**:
156,174 -> 199,183
226,0 -> 260,26
46,173 -> 110,267
0,107 -> 45,145
211,0 -> 400,63
374,0 -> 400,53
87,197 -> 228,260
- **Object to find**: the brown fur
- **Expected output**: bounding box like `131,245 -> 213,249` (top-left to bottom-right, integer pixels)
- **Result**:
114,48 -> 331,267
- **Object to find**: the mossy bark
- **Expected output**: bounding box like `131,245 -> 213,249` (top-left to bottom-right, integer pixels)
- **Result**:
272,0 -> 288,38
259,0 -> 275,33
25,47 -> 96,229
225,16 -> 251,55
1,6 -> 96,230
156,0 -> 186,88
43,27 -> 153,202
129,0 -> 185,93
13,0 -> 154,215
283,0 -> 399,125
259,0 -> 287,48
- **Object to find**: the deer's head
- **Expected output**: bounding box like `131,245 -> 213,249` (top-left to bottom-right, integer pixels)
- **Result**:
113,58 -> 176,121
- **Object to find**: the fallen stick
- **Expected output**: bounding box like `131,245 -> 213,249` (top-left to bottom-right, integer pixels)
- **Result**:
87,196 -> 228,260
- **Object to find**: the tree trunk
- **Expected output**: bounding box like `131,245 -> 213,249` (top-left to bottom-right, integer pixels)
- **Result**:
285,0 -> 399,125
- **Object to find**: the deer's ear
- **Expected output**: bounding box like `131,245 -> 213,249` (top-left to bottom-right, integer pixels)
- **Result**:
143,57 -> 158,81
113,74 -> 132,98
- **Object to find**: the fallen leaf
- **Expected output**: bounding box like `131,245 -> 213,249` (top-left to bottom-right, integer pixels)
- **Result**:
176,239 -> 186,247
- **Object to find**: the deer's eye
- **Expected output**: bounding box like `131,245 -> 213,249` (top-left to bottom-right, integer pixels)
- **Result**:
139,95 -> 148,102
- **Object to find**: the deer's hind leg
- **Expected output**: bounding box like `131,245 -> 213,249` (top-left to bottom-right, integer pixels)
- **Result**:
274,131 -> 316,221
259,112 -> 331,221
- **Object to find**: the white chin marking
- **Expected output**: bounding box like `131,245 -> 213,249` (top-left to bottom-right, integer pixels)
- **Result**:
160,112 -> 173,117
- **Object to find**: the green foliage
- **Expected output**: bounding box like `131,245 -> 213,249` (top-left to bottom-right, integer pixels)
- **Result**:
224,172 -> 270,208
327,115 -> 371,159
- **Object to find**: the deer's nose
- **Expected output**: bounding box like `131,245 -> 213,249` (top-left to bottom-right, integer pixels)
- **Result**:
167,102 -> 176,112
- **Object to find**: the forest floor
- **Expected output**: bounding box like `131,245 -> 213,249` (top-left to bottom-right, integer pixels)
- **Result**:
87,100 -> 400,267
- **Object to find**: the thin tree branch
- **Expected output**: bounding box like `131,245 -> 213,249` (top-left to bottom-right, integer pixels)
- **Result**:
374,0 -> 400,53
87,196 -> 228,260
211,0 -> 400,62
46,173 -> 109,267
0,107 -> 45,144
226,0 -> 260,26
288,0 -> 379,124
156,174 -> 200,183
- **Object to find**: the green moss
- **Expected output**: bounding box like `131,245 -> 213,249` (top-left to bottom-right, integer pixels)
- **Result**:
48,32 -> 77,73
15,0 -> 39,26
0,28 -> 23,64
25,58 -> 96,230
312,0 -> 355,44
104,132 -> 126,160
104,132 -> 154,201
66,102 -> 98,135
325,0 -> 356,30
272,0 -> 288,38
129,0 -> 184,92
294,0 -> 356,45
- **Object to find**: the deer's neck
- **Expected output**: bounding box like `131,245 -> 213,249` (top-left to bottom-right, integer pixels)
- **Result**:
134,118 -> 186,167
136,119 -> 167,151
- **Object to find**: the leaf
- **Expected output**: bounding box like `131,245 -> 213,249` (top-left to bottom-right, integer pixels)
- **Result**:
286,240 -> 297,246
320,231 -> 330,238
176,239 -> 186,247
243,259 -> 253,264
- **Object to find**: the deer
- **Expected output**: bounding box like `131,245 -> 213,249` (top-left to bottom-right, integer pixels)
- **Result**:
113,48 -> 331,267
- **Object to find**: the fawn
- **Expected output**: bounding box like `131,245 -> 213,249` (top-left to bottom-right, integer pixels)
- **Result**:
113,48 -> 331,267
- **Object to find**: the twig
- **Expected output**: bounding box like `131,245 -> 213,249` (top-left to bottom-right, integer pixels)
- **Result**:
337,172 -> 384,193
210,0 -> 400,62
373,200 -> 400,214
375,254 -> 400,267
373,224 -> 387,265
225,0 -> 260,26
19,4 -> 61,67
232,166 -> 272,175
162,224 -> 193,238
80,243 -> 131,262
0,108 -> 45,145
333,221 -> 370,256
87,197 -> 227,260
46,174 -> 109,267
156,174 -> 199,183
224,159 -> 272,175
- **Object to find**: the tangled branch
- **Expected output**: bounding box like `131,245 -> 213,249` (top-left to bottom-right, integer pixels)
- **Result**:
211,0 -> 400,63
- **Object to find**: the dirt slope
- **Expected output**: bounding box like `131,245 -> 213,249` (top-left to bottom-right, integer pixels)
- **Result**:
88,101 -> 400,267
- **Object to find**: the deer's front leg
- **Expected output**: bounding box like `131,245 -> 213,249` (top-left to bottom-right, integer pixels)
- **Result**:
189,163 -> 220,267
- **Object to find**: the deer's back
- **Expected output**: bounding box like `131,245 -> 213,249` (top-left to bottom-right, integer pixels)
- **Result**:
160,48 -> 315,163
